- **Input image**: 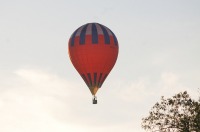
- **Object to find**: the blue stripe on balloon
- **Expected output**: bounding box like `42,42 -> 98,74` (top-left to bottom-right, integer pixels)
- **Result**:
87,73 -> 92,86
97,73 -> 102,87
110,30 -> 118,46
94,73 -> 97,86
70,29 -> 79,46
80,25 -> 88,44
92,24 -> 98,44
99,25 -> 110,44
99,74 -> 108,88
81,74 -> 89,87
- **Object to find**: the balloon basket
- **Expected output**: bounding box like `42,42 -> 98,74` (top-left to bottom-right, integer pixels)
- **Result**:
93,96 -> 97,104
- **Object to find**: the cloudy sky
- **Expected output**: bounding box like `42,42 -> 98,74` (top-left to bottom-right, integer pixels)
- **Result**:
0,0 -> 200,132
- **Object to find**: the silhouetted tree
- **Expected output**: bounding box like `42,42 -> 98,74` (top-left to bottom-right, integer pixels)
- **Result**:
142,91 -> 200,132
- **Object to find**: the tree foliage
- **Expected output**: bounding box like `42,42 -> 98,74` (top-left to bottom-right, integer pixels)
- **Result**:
142,91 -> 200,132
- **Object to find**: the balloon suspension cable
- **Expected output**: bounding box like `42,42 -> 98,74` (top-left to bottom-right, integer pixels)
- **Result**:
93,95 -> 97,104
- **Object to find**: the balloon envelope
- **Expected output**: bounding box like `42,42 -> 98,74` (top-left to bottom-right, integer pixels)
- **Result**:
68,23 -> 119,95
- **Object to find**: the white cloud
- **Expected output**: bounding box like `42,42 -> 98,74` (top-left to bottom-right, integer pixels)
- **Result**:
157,72 -> 182,95
0,68 -> 142,132
110,77 -> 153,103
0,68 -> 98,132
161,72 -> 179,86
110,72 -> 199,104
158,72 -> 199,99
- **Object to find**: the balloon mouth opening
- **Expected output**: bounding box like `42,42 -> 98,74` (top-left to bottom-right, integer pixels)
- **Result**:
89,86 -> 99,95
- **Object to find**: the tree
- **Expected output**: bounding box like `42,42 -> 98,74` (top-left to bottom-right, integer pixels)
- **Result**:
142,91 -> 200,132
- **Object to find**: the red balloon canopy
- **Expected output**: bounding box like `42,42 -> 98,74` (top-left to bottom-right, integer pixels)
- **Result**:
68,23 -> 119,95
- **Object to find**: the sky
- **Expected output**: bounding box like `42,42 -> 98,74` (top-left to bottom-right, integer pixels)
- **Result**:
0,0 -> 200,132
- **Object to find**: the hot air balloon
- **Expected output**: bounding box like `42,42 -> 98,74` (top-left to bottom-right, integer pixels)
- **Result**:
68,23 -> 119,104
